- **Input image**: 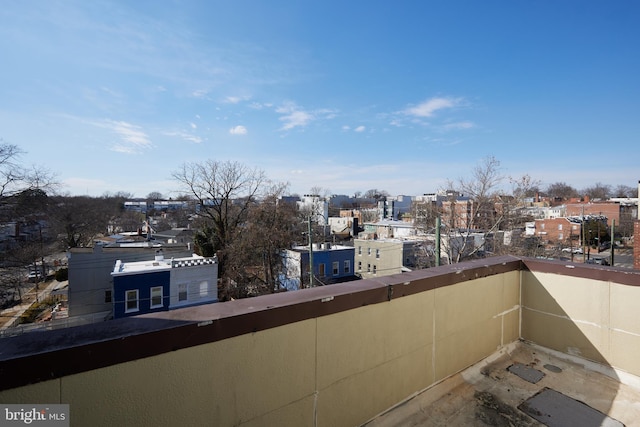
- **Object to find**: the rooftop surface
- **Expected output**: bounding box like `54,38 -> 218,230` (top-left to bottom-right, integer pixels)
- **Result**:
111,254 -> 213,274
367,341 -> 640,426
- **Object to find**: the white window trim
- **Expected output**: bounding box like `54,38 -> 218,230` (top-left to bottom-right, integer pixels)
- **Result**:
344,260 -> 350,274
150,286 -> 163,309
332,261 -> 339,276
125,289 -> 139,313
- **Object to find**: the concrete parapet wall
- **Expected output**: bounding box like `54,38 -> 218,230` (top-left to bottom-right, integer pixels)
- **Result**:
1,256 -> 639,426
0,257 -> 521,426
521,259 -> 640,378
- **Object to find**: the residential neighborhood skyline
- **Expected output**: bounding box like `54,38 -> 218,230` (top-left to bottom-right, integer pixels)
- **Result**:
1,2 -> 639,197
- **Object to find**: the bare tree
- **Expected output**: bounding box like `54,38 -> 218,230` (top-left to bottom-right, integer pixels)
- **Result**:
49,195 -> 122,248
0,142 -> 57,220
172,160 -> 268,293
546,182 -> 578,200
457,156 -> 503,230
224,182 -> 303,298
427,157 -> 540,263
308,186 -> 331,198
582,182 -> 611,200
146,191 -> 164,200
0,268 -> 25,309
363,189 -> 389,200
613,184 -> 635,198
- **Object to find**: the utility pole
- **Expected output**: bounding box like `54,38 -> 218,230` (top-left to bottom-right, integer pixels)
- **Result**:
582,205 -> 586,263
308,215 -> 314,288
611,220 -> 615,266
435,216 -> 441,267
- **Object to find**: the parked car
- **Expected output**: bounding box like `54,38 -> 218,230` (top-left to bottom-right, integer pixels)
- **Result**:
598,241 -> 611,252
561,247 -> 583,254
586,258 -> 610,266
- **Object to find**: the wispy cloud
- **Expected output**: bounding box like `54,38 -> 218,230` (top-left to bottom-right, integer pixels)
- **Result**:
276,102 -> 337,131
341,124 -> 367,133
224,95 -> 251,104
163,130 -> 203,144
192,89 -> 209,98
404,96 -> 464,118
250,102 -> 273,110
441,121 -> 474,131
277,103 -> 314,131
91,120 -> 153,154
229,125 -> 248,135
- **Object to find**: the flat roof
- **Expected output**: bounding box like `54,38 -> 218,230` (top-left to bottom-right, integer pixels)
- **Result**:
290,244 -> 354,252
366,341 -> 640,426
111,254 -> 213,275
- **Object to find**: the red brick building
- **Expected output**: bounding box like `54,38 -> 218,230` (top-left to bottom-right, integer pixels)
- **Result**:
533,217 -> 583,247
566,202 -> 622,225
441,199 -> 474,229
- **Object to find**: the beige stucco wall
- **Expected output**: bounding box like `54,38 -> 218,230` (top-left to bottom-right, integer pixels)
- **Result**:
0,271 -> 520,426
521,270 -> 640,377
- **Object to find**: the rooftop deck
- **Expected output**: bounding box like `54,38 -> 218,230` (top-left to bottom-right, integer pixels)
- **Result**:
1,255 -> 639,426
367,341 -> 640,426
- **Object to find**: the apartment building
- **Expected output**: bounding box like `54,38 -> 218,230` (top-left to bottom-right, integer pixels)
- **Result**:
354,237 -> 426,278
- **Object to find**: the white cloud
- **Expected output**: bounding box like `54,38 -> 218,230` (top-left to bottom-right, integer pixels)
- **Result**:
229,125 -> 248,135
354,125 -> 366,132
103,120 -> 152,153
164,130 -> 203,144
183,134 -> 203,143
225,95 -> 251,104
277,103 -> 314,131
316,108 -> 338,120
441,121 -> 474,131
192,89 -> 209,98
275,103 -> 337,131
190,122 -> 197,129
111,144 -> 137,154
342,125 -> 350,131
404,96 -> 463,118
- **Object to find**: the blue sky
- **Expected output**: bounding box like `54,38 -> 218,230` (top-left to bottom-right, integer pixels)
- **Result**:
1,1 -> 638,198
